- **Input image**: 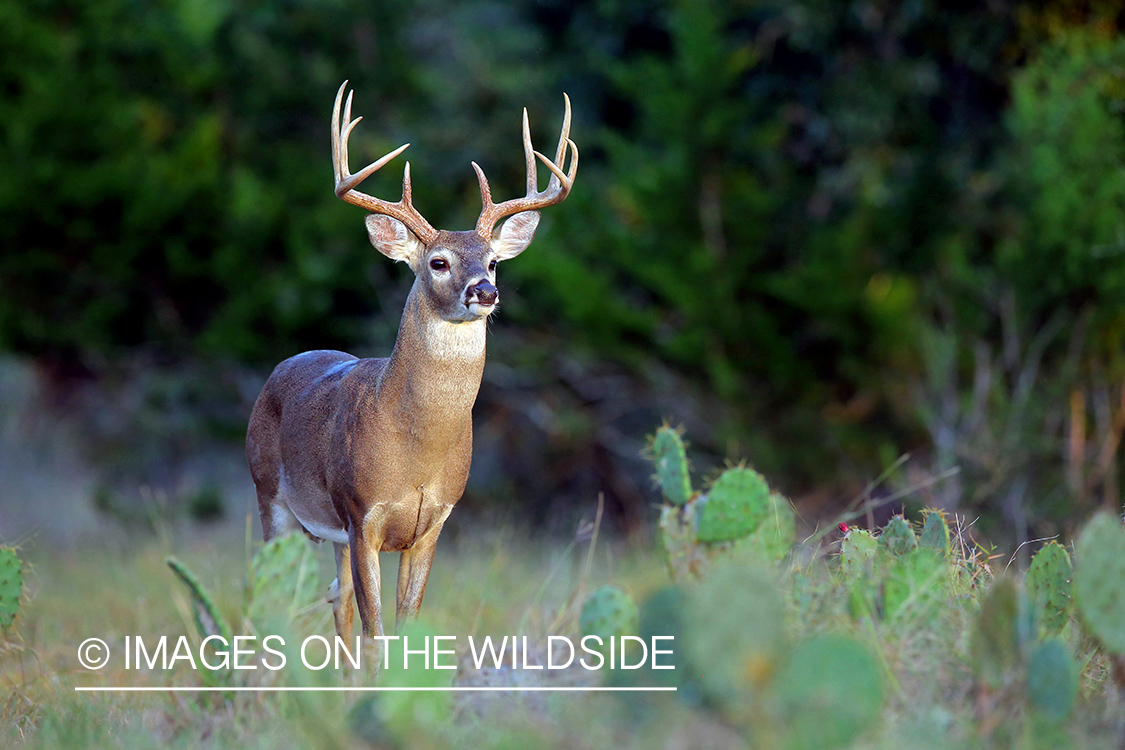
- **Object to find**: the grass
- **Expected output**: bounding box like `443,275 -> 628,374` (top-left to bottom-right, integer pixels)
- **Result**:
1,519 -> 675,748
2,509 -> 1125,749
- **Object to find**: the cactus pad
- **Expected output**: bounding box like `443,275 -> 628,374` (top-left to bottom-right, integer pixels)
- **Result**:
746,493 -> 796,561
969,577 -> 1023,689
1074,512 -> 1125,654
841,529 -> 878,620
776,633 -> 884,750
695,466 -> 772,544
651,425 -> 692,506
841,529 -> 877,580
878,515 -> 918,557
248,533 -> 320,631
579,585 -> 639,643
638,586 -> 687,683
684,564 -> 784,704
167,556 -> 232,642
883,547 -> 946,621
1026,541 -> 1072,636
1027,637 -> 1077,722
919,510 -> 951,557
0,547 -> 22,629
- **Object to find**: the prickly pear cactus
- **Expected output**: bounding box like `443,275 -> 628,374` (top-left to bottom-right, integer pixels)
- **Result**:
638,586 -> 687,686
248,534 -> 320,632
1074,512 -> 1125,654
658,502 -> 709,581
1027,637 -> 1077,722
746,493 -> 796,562
0,547 -> 22,630
167,556 -> 233,642
878,515 -> 918,557
378,620 -> 454,738
776,633 -> 884,750
580,586 -> 639,651
841,528 -> 877,579
683,564 -> 784,705
841,529 -> 879,620
919,510 -> 951,557
696,467 -> 771,544
970,577 -> 1025,689
883,547 -> 947,621
651,425 -> 692,506
1026,541 -> 1072,637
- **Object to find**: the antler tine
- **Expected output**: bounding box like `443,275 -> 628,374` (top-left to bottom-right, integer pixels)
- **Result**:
475,94 -> 579,238
535,139 -> 578,189
472,160 -> 491,204
332,81 -> 347,184
522,107 -> 537,196
331,82 -> 438,244
341,88 -> 355,176
549,93 -> 572,186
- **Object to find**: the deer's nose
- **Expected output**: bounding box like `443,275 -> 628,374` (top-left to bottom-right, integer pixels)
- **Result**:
469,280 -> 498,306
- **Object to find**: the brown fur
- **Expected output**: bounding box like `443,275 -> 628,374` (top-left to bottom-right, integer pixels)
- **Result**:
248,226 -> 535,639
247,83 -> 576,645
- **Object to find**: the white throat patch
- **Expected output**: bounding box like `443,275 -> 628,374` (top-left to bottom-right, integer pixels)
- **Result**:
422,317 -> 487,360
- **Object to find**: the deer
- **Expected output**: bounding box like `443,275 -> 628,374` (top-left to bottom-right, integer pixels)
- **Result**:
246,82 -> 577,648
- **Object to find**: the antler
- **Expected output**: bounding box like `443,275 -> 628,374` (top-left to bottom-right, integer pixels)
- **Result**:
332,81 -> 439,244
473,94 -> 579,239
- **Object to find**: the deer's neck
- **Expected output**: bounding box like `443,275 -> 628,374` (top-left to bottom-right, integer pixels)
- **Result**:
380,281 -> 487,420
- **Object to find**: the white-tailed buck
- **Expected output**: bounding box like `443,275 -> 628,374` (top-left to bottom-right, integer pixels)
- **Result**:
247,82 -> 577,643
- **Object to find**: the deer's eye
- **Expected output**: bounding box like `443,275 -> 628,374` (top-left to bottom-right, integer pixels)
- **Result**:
430,258 -> 449,271
488,259 -> 497,272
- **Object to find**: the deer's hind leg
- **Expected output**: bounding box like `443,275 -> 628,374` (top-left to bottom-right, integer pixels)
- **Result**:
247,388 -> 303,542
248,454 -> 303,542
328,542 -> 355,638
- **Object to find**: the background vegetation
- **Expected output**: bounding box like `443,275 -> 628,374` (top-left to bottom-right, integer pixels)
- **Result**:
3,1 -> 1125,549
3,2 -> 1125,744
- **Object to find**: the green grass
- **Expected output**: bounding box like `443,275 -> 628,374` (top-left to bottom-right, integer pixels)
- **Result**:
2,512 -> 1125,749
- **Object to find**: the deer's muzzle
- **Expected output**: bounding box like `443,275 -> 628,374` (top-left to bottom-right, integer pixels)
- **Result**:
467,280 -> 498,307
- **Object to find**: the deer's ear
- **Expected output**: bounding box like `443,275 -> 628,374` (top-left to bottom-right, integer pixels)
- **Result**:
366,214 -> 423,264
490,211 -> 540,261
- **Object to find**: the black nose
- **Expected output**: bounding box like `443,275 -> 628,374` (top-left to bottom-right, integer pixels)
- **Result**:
471,280 -> 497,306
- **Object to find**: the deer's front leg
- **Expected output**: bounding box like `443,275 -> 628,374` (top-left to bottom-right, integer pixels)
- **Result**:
349,509 -> 387,645
395,503 -> 454,630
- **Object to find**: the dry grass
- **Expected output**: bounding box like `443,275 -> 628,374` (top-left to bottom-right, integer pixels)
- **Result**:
2,509 -> 1124,748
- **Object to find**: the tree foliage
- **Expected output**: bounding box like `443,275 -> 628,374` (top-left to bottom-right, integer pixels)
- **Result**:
2,0 -> 1123,532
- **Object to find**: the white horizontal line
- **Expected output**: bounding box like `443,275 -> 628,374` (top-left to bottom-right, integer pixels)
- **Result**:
75,686 -> 676,693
